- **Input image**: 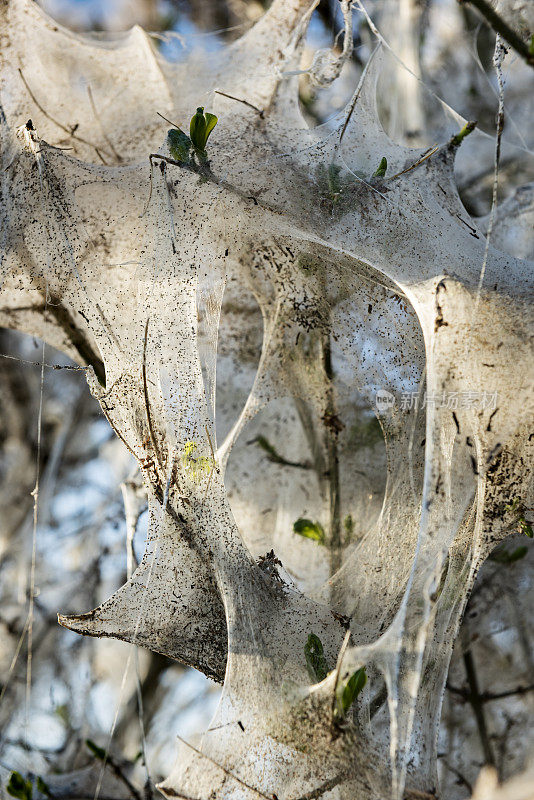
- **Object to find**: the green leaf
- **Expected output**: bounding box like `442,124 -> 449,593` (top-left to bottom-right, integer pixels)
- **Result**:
504,497 -> 521,513
203,112 -> 218,142
327,163 -> 342,196
190,107 -> 206,148
504,498 -> 533,537
343,514 -> 354,544
293,518 -> 325,545
189,107 -> 218,155
167,128 -> 191,163
85,739 -> 106,761
490,545 -> 528,564
6,771 -> 33,800
335,666 -> 367,719
373,157 -> 387,178
36,778 -> 52,798
54,703 -> 69,726
304,633 -> 329,682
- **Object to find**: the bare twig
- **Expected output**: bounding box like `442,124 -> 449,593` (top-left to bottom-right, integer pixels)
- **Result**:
463,649 -> 495,765
440,760 -> 473,794
292,771 -> 348,800
447,681 -> 534,703
458,0 -> 534,69
247,435 -> 310,469
321,333 -> 342,575
389,145 -> 440,180
369,684 -> 388,718
202,424 -> 218,502
214,89 -> 264,118
103,754 -> 143,800
156,111 -> 183,129
142,317 -> 163,474
18,69 -> 110,163
176,734 -> 273,800
338,46 -> 379,146
0,350 -> 89,372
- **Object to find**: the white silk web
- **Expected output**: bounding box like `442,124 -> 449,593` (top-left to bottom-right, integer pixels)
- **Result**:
0,1 -> 533,798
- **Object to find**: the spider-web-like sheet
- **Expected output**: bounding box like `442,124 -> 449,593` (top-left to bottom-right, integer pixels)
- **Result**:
0,1 -> 533,798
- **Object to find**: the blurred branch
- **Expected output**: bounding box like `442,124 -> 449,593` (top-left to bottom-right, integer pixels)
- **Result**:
458,0 -> 534,68
462,649 -> 495,766
447,681 -> 534,703
440,760 -> 473,795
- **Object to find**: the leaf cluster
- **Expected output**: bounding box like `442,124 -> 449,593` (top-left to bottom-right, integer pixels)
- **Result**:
304,634 -> 367,722
6,772 -> 51,800
167,107 -> 218,165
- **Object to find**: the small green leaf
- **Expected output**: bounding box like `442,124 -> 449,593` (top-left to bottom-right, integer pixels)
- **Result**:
203,112 -> 218,142
190,107 -> 205,147
373,157 -> 387,178
168,128 -> 192,163
293,518 -> 325,545
304,633 -> 329,682
54,703 -> 69,726
85,739 -> 106,761
504,497 -> 521,513
344,514 -> 354,544
504,498 -> 533,537
335,666 -> 367,719
529,34 -> 534,57
489,545 -> 528,564
36,778 -> 52,798
189,107 -> 218,156
6,771 -> 33,800
327,163 -> 342,196
450,120 -> 477,147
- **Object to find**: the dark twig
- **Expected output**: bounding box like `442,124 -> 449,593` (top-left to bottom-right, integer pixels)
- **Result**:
18,69 -> 111,163
322,333 -> 342,575
248,435 -> 310,469
389,145 -> 440,180
102,754 -> 143,800
458,0 -> 534,69
175,735 -> 272,800
0,350 -> 90,372
214,89 -> 264,118
142,317 -> 163,474
462,649 -> 495,765
369,684 -> 388,718
292,771 -> 349,800
447,681 -> 534,703
439,760 -> 473,794
156,111 -> 183,129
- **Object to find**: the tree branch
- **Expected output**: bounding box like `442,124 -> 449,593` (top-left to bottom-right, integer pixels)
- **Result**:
462,649 -> 495,765
458,0 -> 534,69
447,681 -> 534,703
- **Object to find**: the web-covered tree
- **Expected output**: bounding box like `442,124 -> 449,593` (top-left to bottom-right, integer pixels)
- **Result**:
0,0 -> 533,798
